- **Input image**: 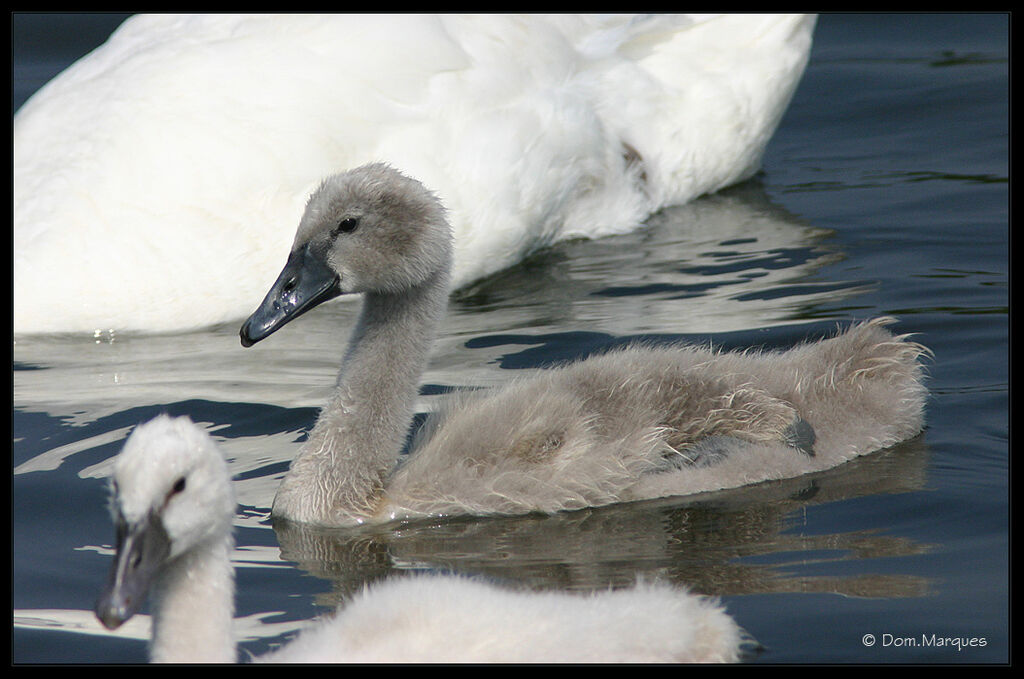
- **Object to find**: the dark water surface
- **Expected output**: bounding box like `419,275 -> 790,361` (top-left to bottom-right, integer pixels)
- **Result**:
13,14 -> 1008,663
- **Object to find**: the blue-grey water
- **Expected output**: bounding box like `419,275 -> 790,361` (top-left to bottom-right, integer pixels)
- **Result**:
12,14 -> 1008,663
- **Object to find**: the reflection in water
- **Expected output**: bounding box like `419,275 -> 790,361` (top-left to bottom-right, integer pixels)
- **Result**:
273,436 -> 933,615
452,180 -> 863,336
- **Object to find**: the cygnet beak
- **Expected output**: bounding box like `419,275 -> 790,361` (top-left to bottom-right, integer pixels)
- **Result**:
95,511 -> 171,630
240,244 -> 341,347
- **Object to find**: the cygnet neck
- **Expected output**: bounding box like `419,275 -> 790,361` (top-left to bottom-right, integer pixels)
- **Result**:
150,534 -> 236,663
272,265 -> 450,526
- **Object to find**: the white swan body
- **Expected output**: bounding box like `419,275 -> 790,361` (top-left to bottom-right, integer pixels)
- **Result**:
95,414 -> 743,663
15,13 -> 816,334
240,164 -> 929,528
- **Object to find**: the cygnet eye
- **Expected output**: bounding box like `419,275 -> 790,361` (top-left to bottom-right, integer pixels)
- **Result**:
161,475 -> 187,508
335,217 -> 359,235
171,477 -> 186,495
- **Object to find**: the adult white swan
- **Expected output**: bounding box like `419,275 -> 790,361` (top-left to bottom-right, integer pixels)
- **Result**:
95,414 -> 744,662
15,13 -> 816,334
240,164 -> 929,528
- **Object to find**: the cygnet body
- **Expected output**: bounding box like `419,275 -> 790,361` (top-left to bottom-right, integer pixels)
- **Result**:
95,414 -> 744,663
240,164 -> 929,528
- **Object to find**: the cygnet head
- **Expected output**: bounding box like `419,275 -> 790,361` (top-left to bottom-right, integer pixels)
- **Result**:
240,163 -> 452,346
95,415 -> 235,630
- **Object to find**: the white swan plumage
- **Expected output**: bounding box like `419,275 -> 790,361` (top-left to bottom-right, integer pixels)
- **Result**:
240,163 -> 929,528
15,13 -> 816,334
95,414 -> 744,663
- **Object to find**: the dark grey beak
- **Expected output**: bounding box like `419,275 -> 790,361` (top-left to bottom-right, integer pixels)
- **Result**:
95,512 -> 172,630
240,244 -> 341,347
